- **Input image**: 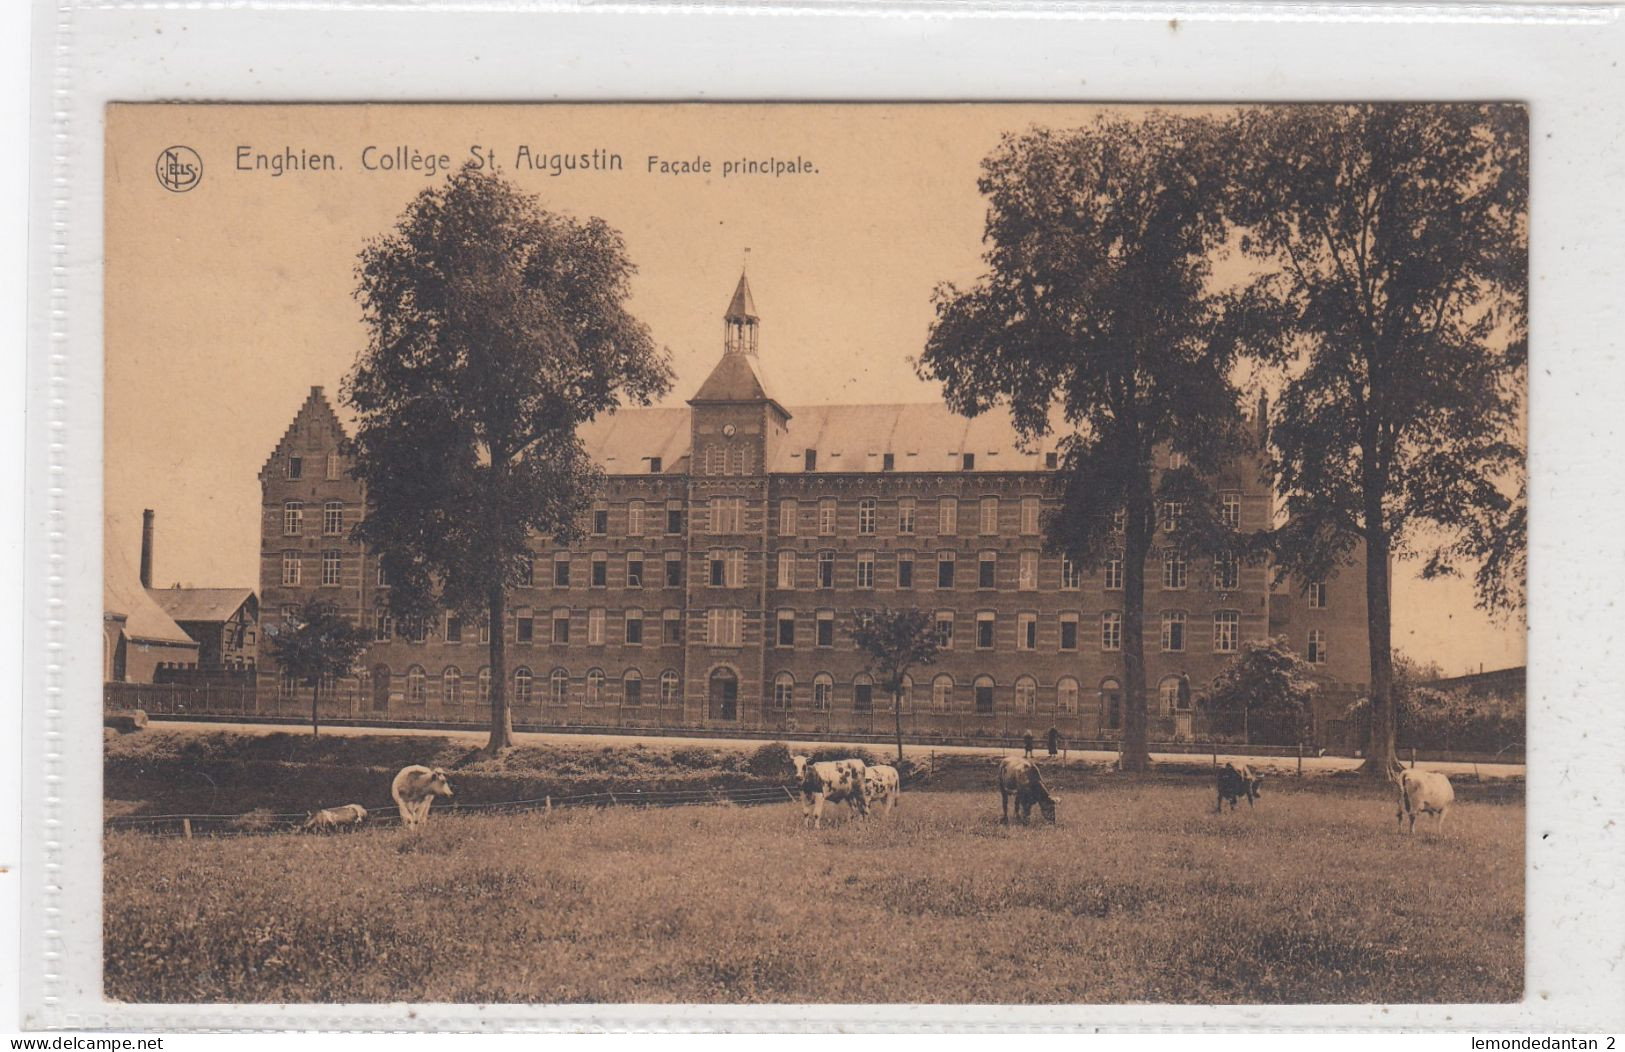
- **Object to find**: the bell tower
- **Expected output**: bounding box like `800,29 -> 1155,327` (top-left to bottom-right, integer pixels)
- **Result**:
723,271 -> 760,357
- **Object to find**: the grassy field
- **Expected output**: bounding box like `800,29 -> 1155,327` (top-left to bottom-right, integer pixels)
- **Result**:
104,781 -> 1523,1004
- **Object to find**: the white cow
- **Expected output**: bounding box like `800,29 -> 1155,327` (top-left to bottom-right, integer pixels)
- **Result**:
1395,767 -> 1455,834
791,754 -> 869,829
863,764 -> 901,816
392,765 -> 454,828
302,803 -> 368,833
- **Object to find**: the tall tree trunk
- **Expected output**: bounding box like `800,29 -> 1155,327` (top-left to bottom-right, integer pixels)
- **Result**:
1360,526 -> 1398,778
1119,479 -> 1154,772
486,585 -> 514,754
310,679 -> 321,737
893,689 -> 904,764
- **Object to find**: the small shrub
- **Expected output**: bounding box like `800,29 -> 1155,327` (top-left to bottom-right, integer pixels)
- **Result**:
808,745 -> 879,767
746,741 -> 795,778
670,745 -> 722,769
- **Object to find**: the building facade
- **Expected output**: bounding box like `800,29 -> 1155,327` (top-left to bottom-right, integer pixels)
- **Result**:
257,275 -> 1370,740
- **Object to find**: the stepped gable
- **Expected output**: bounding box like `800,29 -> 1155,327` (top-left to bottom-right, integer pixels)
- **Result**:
259,385 -> 351,482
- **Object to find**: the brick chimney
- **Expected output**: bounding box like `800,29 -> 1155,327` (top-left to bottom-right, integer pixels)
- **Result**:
139,509 -> 155,589
1255,390 -> 1270,447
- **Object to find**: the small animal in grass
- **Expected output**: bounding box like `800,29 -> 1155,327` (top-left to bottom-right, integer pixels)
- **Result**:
790,754 -> 869,829
1215,763 -> 1264,813
863,763 -> 901,816
302,803 -> 368,833
997,756 -> 1058,825
1394,767 -> 1454,834
391,765 -> 454,828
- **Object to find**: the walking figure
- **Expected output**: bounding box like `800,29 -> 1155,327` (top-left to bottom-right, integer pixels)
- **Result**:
1046,726 -> 1060,757
1022,729 -> 1035,758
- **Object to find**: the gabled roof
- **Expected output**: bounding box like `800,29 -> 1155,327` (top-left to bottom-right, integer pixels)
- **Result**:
149,587 -> 258,625
104,520 -> 198,648
578,406 -> 693,475
260,386 -> 350,482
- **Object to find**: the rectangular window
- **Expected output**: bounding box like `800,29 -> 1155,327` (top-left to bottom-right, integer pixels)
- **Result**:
1161,611 -> 1186,653
649,456 -> 663,474
1102,611 -> 1122,652
1163,548 -> 1187,590
322,502 -> 343,536
518,555 -> 534,587
710,497 -> 743,534
816,610 -> 835,648
1018,550 -> 1038,590
283,502 -> 304,536
1021,496 -> 1040,535
1161,500 -> 1184,533
707,608 -> 742,647
979,496 -> 999,535
1017,612 -> 1037,651
897,551 -> 914,589
978,551 -> 997,589
1308,581 -> 1327,608
666,501 -> 683,535
976,611 -> 995,650
591,502 -> 609,535
445,612 -> 463,643
882,453 -> 895,472
856,551 -> 875,589
1059,612 -> 1079,652
665,552 -> 683,588
321,550 -> 341,587
627,551 -> 645,588
937,551 -> 956,589
938,497 -> 958,536
588,608 -> 605,645
325,452 -> 342,480
1213,610 -> 1239,653
897,497 -> 916,535
663,609 -> 683,645
779,499 -> 798,536
373,613 -> 392,642
1104,553 -> 1124,591
819,498 -> 838,536
626,609 -> 644,645
281,551 -> 301,586
1308,629 -> 1328,664
479,618 -> 491,644
817,550 -> 836,589
776,609 -> 796,647
376,562 -> 389,587
935,611 -> 955,649
551,608 -> 570,645
858,498 -> 877,535
1215,552 -> 1240,591
286,455 -> 303,480
627,500 -> 645,536
516,614 -> 534,643
554,553 -> 571,587
1221,491 -> 1242,529
805,449 -> 818,471
1061,556 -> 1081,589
776,550 -> 797,590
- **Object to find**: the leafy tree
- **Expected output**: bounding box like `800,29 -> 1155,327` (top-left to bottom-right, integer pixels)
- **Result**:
264,598 -> 369,737
1230,104 -> 1527,776
918,113 -> 1260,771
850,608 -> 942,763
1200,635 -> 1318,746
345,165 -> 673,754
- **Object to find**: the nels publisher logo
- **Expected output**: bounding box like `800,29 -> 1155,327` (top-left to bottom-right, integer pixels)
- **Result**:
155,145 -> 203,192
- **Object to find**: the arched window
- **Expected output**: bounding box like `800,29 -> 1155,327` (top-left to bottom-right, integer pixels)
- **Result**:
660,669 -> 681,705
585,668 -> 605,706
812,672 -> 833,712
773,671 -> 795,711
1159,674 -> 1188,714
442,666 -> 462,706
974,675 -> 996,715
852,672 -> 874,712
406,665 -> 427,704
550,667 -> 569,705
1056,677 -> 1080,715
623,668 -> 643,706
477,667 -> 491,707
898,674 -> 914,712
1015,675 -> 1037,714
932,674 -> 954,712
513,666 -> 533,706
1101,677 -> 1123,730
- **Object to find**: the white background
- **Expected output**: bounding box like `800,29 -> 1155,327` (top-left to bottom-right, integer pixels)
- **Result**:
11,0 -> 1625,1037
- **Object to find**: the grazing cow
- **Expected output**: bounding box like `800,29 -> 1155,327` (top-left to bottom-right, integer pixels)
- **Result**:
997,756 -> 1058,825
302,803 -> 368,833
790,754 -> 869,829
1215,763 -> 1264,812
391,765 -> 454,828
863,764 -> 901,816
1395,768 -> 1455,834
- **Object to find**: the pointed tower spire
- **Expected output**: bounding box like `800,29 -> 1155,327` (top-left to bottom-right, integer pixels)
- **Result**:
724,268 -> 759,356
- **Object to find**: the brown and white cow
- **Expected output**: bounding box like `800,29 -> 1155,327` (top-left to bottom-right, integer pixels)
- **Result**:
1395,767 -> 1455,834
997,756 -> 1058,825
863,763 -> 901,816
791,754 -> 869,829
302,803 -> 368,833
1215,763 -> 1264,813
391,765 -> 453,828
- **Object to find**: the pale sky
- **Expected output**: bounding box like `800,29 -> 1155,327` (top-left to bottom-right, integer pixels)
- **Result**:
104,103 -> 1525,676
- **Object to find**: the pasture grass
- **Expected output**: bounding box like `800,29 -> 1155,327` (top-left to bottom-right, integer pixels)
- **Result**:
104,782 -> 1522,1004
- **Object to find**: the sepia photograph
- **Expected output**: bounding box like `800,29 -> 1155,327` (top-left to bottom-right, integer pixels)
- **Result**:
100,102 -> 1528,1006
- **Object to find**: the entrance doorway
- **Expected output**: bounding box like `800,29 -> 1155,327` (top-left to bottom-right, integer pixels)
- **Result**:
709,667 -> 738,721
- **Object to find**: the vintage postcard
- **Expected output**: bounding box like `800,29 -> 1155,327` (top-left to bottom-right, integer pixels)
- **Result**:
99,102 -> 1528,1008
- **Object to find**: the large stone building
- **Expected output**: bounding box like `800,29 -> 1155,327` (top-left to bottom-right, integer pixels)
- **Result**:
257,275 -> 1370,740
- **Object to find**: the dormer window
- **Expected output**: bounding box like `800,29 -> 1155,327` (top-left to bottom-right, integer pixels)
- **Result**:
648,456 -> 662,474
962,453 -> 976,471
1045,452 -> 1059,470
805,450 -> 818,471
882,453 -> 895,471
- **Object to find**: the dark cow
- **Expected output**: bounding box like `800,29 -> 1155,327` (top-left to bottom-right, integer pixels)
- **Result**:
1215,762 -> 1264,812
997,756 -> 1058,825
